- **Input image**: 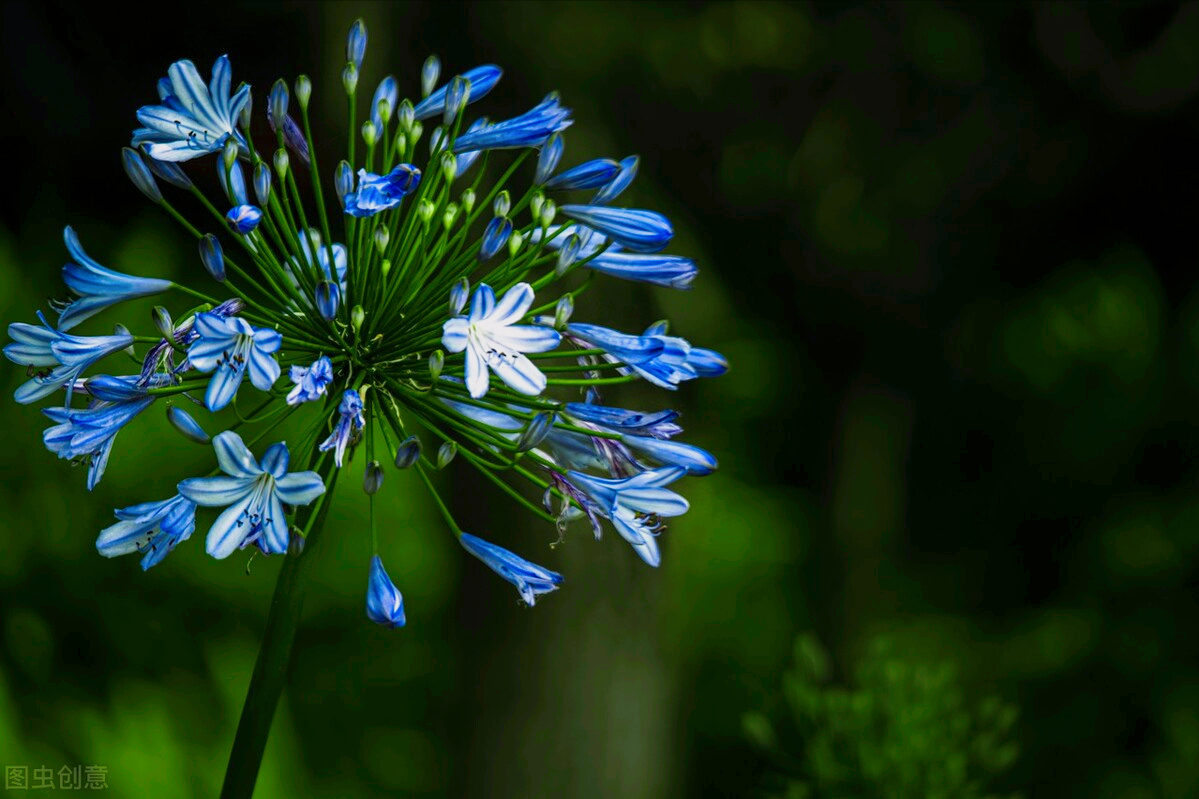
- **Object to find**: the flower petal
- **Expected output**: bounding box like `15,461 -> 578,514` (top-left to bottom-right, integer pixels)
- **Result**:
177,475 -> 256,507
274,471 -> 326,505
205,491 -> 256,559
213,431 -> 260,478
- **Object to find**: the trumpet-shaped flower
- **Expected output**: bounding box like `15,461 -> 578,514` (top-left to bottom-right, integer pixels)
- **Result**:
441,283 -> 560,399
132,55 -> 250,162
452,93 -> 572,153
413,65 -> 502,121
460,533 -> 563,606
96,495 -> 198,570
177,432 -> 325,558
42,383 -> 155,490
563,467 -> 689,567
5,312 -> 135,405
56,226 -> 171,331
186,313 -> 281,411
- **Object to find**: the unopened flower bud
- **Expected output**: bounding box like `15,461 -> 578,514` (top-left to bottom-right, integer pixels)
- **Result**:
363,461 -> 385,495
342,62 -> 359,96
436,441 -> 457,468
554,294 -> 574,328
449,278 -> 470,315
516,412 -> 555,453
167,405 -> 210,444
394,436 -> 422,468
421,55 -> 440,98
151,306 -> 173,339
444,75 -> 470,125
269,79 -> 289,129
428,349 -> 444,380
273,148 -> 290,180
199,234 -> 225,282
351,305 -> 365,334
460,187 -> 476,214
374,225 -> 390,255
295,75 -> 312,112
121,147 -> 162,203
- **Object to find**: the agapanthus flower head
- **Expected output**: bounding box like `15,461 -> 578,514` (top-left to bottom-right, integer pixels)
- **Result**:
9,18 -> 726,625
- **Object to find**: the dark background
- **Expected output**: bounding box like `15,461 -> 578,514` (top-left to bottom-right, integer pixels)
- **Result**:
2,1 -> 1198,796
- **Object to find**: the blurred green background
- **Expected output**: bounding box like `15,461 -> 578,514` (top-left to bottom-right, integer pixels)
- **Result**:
2,0 -> 1198,796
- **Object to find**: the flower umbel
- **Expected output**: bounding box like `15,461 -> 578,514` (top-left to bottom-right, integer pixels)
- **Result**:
8,18 -> 726,625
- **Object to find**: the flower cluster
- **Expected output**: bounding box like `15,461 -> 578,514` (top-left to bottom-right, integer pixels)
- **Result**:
5,21 -> 726,625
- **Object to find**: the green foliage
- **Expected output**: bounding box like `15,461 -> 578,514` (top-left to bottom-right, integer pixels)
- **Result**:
747,635 -> 1021,799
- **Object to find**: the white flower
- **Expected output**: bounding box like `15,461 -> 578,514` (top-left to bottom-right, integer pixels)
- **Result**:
441,282 -> 560,399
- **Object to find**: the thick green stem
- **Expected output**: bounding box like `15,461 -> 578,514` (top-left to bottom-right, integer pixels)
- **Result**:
219,464 -> 340,799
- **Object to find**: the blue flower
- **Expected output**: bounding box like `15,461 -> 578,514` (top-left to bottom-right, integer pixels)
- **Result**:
563,402 -> 682,438
563,467 -> 689,567
42,382 -> 155,490
344,165 -> 421,217
227,204 -> 263,234
5,312 -> 134,405
287,355 -> 333,406
177,431 -> 326,558
132,55 -> 250,162
413,65 -> 502,121
186,313 -> 282,412
452,93 -> 573,154
56,226 -> 171,331
96,495 -> 197,570
559,205 -> 672,253
478,217 -> 513,261
582,251 -> 697,289
566,322 -> 725,390
441,283 -> 561,399
459,533 -> 563,606
365,555 -> 406,628
543,158 -> 621,191
319,389 -> 365,467
592,155 -> 639,205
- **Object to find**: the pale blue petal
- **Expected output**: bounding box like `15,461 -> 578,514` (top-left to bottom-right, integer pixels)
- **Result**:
177,475 -> 256,506
213,431 -> 260,478
205,491 -> 256,559
274,471 -> 326,505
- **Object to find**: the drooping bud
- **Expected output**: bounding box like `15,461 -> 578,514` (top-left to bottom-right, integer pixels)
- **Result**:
269,79 -> 289,129
449,278 -> 470,315
346,19 -> 367,71
373,225 -> 390,255
253,161 -> 272,206
508,230 -> 524,259
444,75 -> 470,125
315,280 -> 340,322
436,441 -> 457,468
428,350 -> 444,380
351,305 -> 365,334
167,405 -> 211,444
421,55 -> 440,98
516,412 -> 555,452
460,187 -> 476,214
273,148 -> 290,180
217,158 -> 247,205
555,234 -> 582,276
534,134 -> 564,184
151,306 -> 173,340
342,62 -> 359,96
493,190 -> 511,218
295,74 -> 312,112
364,461 -> 385,495
394,436 -> 422,468
554,293 -> 574,328
198,234 -> 225,282
121,147 -> 162,203
142,150 -> 193,189
226,205 -> 263,234
479,217 -> 512,261
335,160 -> 354,206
